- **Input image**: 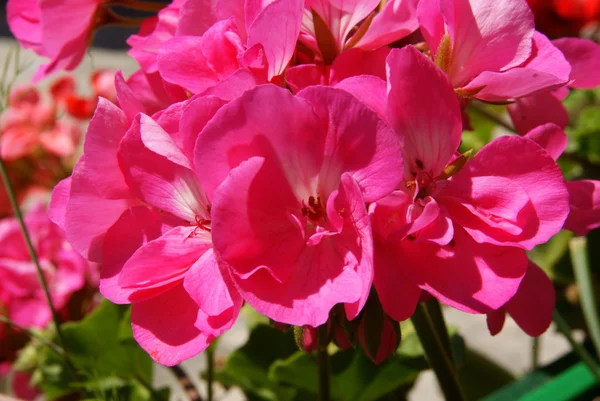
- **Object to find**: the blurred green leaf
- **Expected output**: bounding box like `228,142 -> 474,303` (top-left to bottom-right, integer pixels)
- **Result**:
215,324 -> 299,401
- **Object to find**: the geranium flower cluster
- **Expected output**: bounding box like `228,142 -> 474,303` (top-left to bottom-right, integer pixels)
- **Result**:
11,0 -> 600,365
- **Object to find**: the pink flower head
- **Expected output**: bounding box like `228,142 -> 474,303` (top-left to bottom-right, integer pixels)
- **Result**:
370,47 -> 569,321
0,203 -> 95,364
156,0 -> 304,96
487,261 -> 555,337
417,0 -> 571,103
7,0 -> 118,81
50,93 -> 242,365
194,84 -> 403,327
285,0 -> 418,92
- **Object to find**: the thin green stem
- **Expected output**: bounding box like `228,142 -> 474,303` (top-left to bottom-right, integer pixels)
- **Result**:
0,158 -> 73,370
411,303 -> 467,401
206,346 -> 215,401
531,337 -> 540,370
424,299 -> 454,364
469,102 -> 516,133
0,315 -> 66,360
553,310 -> 600,384
317,341 -> 330,401
570,237 -> 600,357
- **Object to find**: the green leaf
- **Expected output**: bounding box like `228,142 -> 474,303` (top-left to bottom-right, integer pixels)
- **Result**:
216,324 -> 299,401
270,347 -> 422,401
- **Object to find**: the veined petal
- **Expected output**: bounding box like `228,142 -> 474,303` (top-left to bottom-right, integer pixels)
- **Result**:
386,46 -> 462,179
119,115 -> 209,222
119,226 -> 211,289
508,92 -> 568,135
131,283 -> 214,366
523,123 -> 567,161
564,180 -> 600,236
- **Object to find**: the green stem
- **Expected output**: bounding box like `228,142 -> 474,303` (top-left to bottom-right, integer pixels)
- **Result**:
570,237 -> 600,357
0,158 -> 74,370
0,315 -> 66,360
411,303 -> 467,401
317,345 -> 330,401
425,299 -> 454,364
469,102 -> 516,133
206,346 -> 215,401
531,337 -> 540,370
168,365 -> 203,401
553,310 -> 600,384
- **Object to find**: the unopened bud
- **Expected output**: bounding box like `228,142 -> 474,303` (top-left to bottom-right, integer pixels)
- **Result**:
358,292 -> 401,364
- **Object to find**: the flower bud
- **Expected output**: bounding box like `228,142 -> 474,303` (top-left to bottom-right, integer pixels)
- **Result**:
358,292 -> 401,364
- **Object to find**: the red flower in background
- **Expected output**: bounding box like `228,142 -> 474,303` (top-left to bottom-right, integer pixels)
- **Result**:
528,0 -> 600,38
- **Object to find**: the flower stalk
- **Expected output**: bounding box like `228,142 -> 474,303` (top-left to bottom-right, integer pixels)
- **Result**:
317,337 -> 331,401
411,302 -> 466,401
0,157 -> 75,375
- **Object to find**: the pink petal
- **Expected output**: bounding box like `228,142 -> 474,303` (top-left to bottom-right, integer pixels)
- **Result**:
64,160 -> 130,262
179,95 -> 227,162
334,75 -> 387,119
119,115 -> 209,223
373,239 -> 421,321
507,92 -> 569,135
416,0 -> 445,56
441,0 -> 534,87
48,178 -> 71,231
564,180 -> 600,236
401,227 -> 528,313
247,0 -> 304,79
132,283 -> 213,366
328,47 -> 390,85
210,156 -> 306,283
119,226 -> 211,289
200,19 -> 245,80
100,206 -> 184,304
285,64 -> 327,93
194,84 -> 323,200
115,70 -> 145,121
553,37 -> 600,89
448,135 -> 569,249
504,261 -> 554,336
523,123 -> 567,160
83,98 -> 132,199
183,248 -> 243,336
354,0 -> 418,50
386,46 -> 462,178
157,36 -> 219,93
298,85 -> 403,202
486,309 -> 506,336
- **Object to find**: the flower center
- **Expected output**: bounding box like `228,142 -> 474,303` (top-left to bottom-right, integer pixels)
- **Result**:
301,195 -> 326,223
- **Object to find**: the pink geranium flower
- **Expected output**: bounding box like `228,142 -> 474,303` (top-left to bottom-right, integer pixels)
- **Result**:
417,0 -> 571,103
370,47 -> 569,321
286,0 -> 419,92
155,0 -> 304,97
194,84 -> 403,326
50,92 -> 242,365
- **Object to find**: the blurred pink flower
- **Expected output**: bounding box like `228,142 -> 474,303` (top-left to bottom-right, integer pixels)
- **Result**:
0,203 -> 97,365
7,0 -> 111,81
0,84 -> 81,161
370,47 -> 569,321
